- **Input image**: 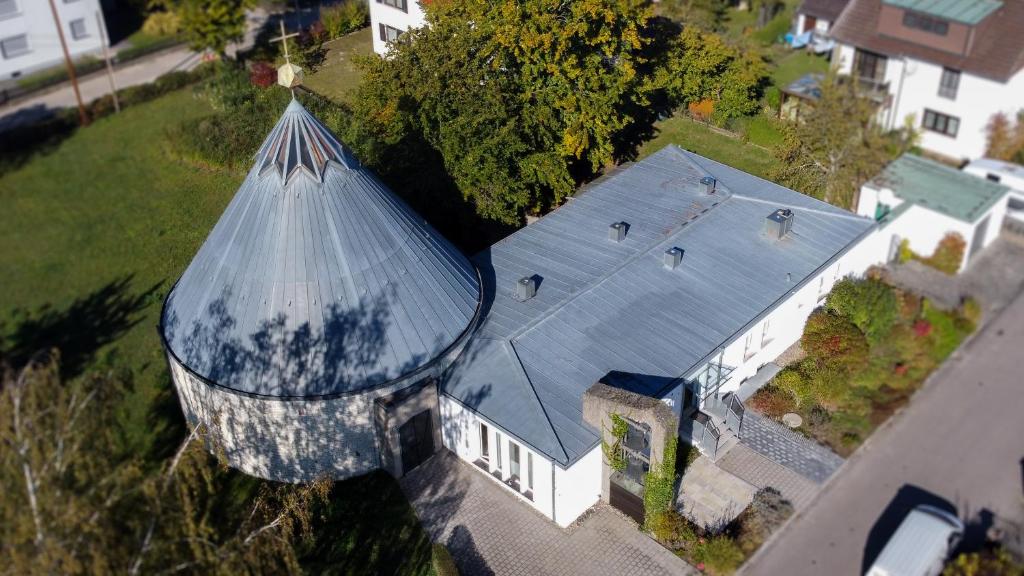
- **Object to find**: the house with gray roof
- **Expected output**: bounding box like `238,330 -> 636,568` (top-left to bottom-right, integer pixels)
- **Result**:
164,98 -> 895,528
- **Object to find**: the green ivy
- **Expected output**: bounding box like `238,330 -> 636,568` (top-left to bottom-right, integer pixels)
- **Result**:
643,434 -> 678,530
602,413 -> 629,472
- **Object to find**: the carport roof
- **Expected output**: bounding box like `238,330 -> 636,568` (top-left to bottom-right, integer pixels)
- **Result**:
873,154 -> 1010,223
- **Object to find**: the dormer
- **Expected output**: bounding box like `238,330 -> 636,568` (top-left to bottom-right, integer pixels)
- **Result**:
877,0 -> 1001,55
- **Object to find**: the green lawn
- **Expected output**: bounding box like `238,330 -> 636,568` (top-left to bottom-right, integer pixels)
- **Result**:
639,114 -> 780,179
770,50 -> 830,89
304,27 -> 374,103
0,86 -> 435,573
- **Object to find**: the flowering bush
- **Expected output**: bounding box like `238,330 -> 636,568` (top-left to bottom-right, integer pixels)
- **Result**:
249,61 -> 276,88
913,319 -> 932,337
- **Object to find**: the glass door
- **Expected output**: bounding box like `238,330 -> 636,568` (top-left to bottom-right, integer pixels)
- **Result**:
480,423 -> 490,462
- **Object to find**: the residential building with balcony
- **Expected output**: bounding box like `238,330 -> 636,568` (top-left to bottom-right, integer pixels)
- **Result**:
0,0 -> 108,81
829,0 -> 1024,161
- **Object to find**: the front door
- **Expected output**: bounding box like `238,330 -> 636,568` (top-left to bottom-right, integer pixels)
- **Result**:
399,409 -> 435,474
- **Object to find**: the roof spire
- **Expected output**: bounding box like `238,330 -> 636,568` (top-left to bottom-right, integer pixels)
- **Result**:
270,19 -> 303,95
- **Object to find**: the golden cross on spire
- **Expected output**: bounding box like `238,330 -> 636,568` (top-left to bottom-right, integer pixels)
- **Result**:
270,19 -> 303,92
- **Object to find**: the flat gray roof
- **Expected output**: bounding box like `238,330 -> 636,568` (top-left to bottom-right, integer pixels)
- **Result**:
444,145 -> 876,466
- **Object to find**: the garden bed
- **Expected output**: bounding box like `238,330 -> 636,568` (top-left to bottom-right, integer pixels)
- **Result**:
750,275 -> 978,456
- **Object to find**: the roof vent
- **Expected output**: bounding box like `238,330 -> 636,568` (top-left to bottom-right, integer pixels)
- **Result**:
663,247 -> 683,270
765,208 -> 794,239
608,222 -> 627,242
514,276 -> 537,301
700,176 -> 716,195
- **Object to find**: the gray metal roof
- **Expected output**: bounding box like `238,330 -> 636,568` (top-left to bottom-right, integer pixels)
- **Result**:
444,146 -> 876,466
162,99 -> 481,398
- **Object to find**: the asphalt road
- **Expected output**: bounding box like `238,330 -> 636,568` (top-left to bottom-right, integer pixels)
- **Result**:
744,290 -> 1024,576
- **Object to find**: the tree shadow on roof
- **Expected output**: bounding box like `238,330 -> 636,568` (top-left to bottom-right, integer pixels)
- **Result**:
1,275 -> 159,378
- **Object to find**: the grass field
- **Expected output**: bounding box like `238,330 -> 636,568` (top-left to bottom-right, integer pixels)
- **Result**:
771,50 -> 830,89
0,88 -> 434,574
304,27 -> 374,103
639,114 -> 780,179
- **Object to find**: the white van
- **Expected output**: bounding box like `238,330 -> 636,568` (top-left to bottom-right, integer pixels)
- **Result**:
866,505 -> 964,576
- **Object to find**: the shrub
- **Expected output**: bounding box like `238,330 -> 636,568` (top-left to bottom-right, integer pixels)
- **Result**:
320,0 -> 369,38
826,277 -> 898,345
944,547 -> 1024,576
764,85 -> 781,111
912,319 -> 932,337
898,238 -> 914,264
250,61 -> 276,88
801,310 -> 869,374
895,289 -> 922,321
142,11 -> 182,37
650,510 -> 697,549
922,299 -> 971,360
771,368 -> 809,407
693,535 -> 745,574
749,385 -> 797,417
919,233 -> 966,275
688,99 -> 715,122
431,543 -> 459,576
736,488 -> 794,554
960,297 -> 982,326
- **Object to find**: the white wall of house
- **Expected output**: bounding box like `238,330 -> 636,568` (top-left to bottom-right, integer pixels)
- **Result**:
857,184 -> 1009,271
832,43 -> 1024,161
963,159 -> 1024,192
439,395 -> 558,522
0,0 -> 107,81
368,0 -> 427,55
552,446 -> 602,527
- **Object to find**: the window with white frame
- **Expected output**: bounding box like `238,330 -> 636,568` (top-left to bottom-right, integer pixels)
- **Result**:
376,0 -> 407,12
817,277 -> 827,302
526,453 -> 533,491
0,34 -> 28,59
922,109 -> 959,137
509,442 -> 521,480
70,19 -> 88,40
743,331 -> 757,360
378,23 -> 403,43
0,0 -> 18,18
761,318 -> 773,347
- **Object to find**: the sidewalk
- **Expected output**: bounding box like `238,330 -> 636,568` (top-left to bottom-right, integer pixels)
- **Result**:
0,8 -> 270,131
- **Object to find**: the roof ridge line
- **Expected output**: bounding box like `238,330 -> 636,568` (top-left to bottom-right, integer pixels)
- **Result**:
729,194 -> 870,222
506,340 -> 571,464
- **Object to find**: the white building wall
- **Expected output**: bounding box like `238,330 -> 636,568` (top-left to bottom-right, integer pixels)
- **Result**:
369,0 -> 427,55
833,43 -> 1024,160
553,446 -> 602,528
0,0 -> 106,80
168,352 -> 386,483
963,159 -> 1024,192
439,395 -> 557,522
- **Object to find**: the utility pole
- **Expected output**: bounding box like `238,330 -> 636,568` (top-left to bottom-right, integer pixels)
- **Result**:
95,10 -> 120,113
46,0 -> 88,125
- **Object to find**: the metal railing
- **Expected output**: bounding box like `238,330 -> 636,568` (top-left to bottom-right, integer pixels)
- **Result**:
724,393 -> 745,437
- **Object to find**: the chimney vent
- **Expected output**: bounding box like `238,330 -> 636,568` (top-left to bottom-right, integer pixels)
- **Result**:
608,222 -> 627,242
765,208 -> 794,239
663,247 -> 683,270
514,276 -> 537,301
700,176 -> 716,195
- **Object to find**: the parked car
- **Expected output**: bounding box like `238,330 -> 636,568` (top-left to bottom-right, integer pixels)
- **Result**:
866,504 -> 964,576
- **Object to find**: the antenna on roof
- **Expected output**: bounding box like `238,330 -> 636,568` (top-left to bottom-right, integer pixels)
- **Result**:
271,19 -> 303,97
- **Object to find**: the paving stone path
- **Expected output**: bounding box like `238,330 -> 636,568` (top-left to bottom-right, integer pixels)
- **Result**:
738,412 -> 844,484
401,451 -> 694,576
716,444 -> 821,510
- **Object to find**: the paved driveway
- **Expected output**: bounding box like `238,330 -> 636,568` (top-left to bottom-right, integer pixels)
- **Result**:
400,451 -> 694,576
743,290 -> 1024,575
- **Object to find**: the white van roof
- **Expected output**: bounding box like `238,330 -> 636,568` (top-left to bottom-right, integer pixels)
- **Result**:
867,506 -> 963,576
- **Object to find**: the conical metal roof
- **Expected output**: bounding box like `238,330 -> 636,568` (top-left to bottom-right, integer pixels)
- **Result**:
161,99 -> 481,398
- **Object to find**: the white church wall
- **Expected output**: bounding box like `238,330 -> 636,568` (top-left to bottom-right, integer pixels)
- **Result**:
553,446 -> 602,528
169,352 -> 389,483
439,395 -> 556,520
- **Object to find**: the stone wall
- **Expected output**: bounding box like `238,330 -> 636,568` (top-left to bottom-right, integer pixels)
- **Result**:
582,381 -> 680,504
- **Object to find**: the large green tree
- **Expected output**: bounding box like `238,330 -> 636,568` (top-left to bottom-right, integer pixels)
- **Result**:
351,0 -> 655,224
170,0 -> 253,56
772,76 -> 912,209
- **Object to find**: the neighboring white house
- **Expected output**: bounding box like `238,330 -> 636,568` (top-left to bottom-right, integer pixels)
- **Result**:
795,0 -> 849,34
0,0 -> 108,81
828,0 -> 1024,161
963,158 -> 1024,234
368,0 -> 426,54
857,154 -> 1013,272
